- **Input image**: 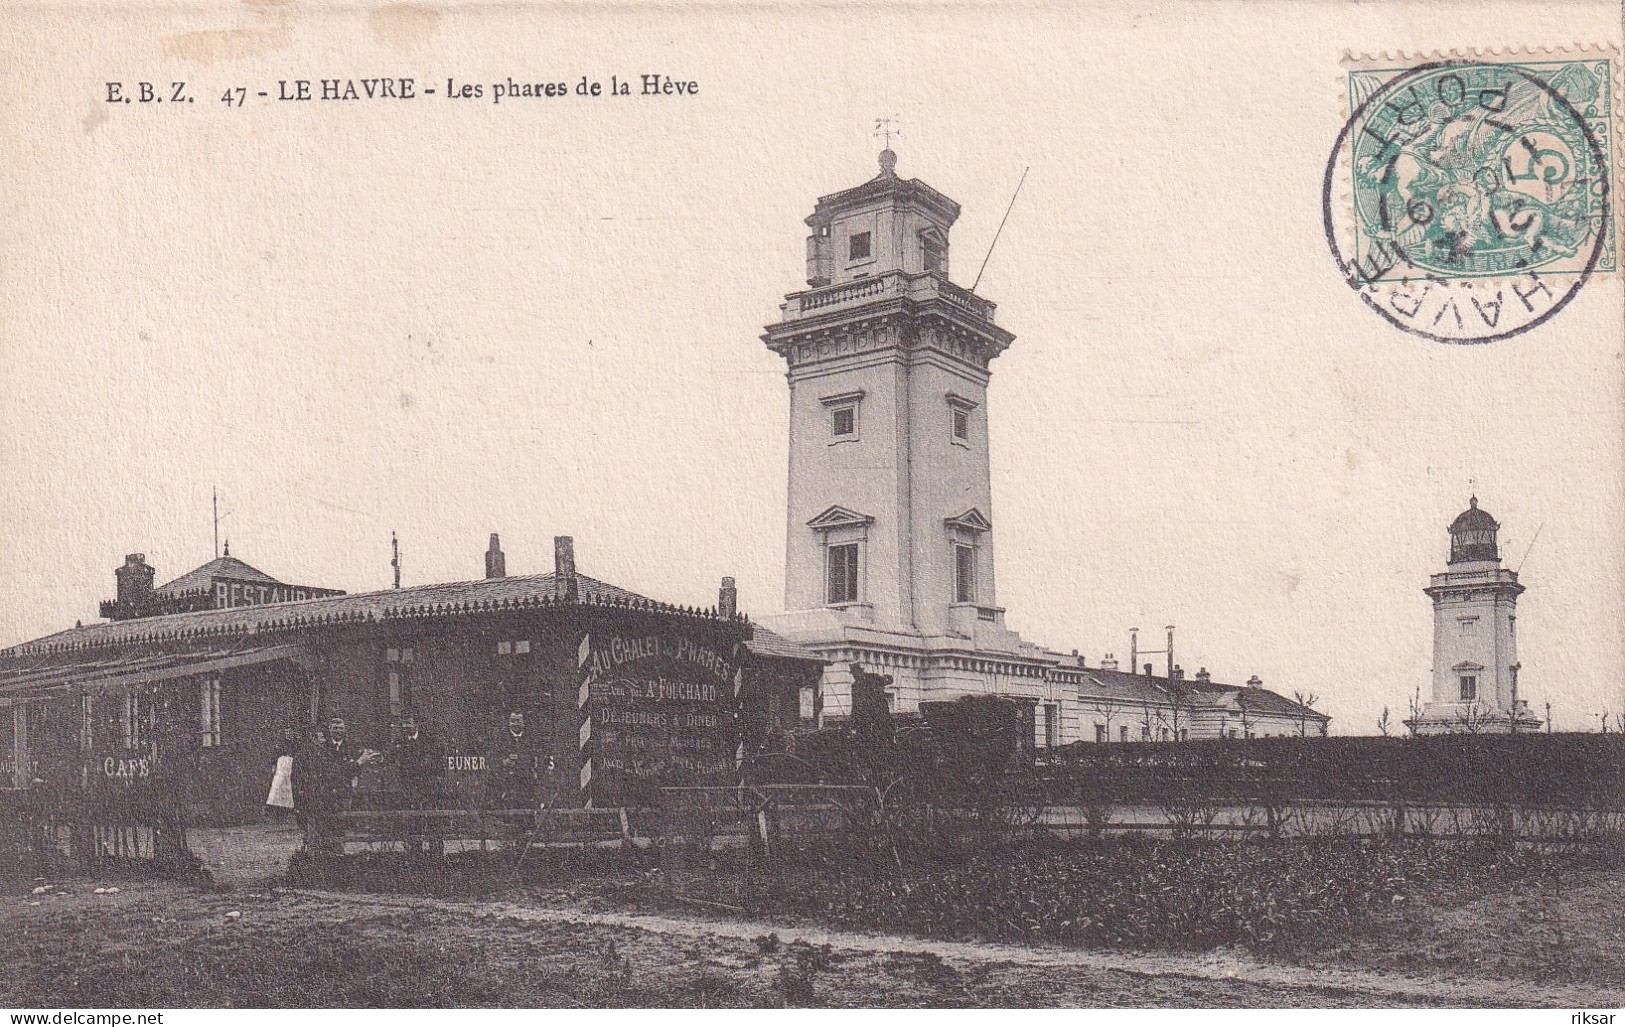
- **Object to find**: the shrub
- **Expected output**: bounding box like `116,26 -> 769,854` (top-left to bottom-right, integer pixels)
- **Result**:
776,941 -> 835,1007
646,836 -> 1603,957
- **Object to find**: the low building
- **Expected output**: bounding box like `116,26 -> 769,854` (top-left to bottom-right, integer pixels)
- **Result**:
0,536 -> 824,820
1058,659 -> 1329,743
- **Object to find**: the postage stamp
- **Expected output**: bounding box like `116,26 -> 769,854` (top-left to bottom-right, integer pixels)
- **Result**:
1324,49 -> 1619,343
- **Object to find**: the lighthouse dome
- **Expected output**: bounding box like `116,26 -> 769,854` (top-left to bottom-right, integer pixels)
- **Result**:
1448,496 -> 1500,563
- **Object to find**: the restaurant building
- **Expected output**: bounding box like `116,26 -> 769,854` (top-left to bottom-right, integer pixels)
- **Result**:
0,536 -> 823,821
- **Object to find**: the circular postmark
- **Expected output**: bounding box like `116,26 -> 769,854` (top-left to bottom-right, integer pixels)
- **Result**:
1324,59 -> 1613,343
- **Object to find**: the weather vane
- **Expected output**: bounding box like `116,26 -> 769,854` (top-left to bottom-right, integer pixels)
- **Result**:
874,116 -> 901,149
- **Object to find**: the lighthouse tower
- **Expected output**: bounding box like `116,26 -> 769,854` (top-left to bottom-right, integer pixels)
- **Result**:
1408,497 -> 1541,734
755,150 -> 1050,723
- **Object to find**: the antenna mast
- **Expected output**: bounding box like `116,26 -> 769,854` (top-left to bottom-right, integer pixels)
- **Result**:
972,165 -> 1030,292
213,487 -> 219,558
391,531 -> 401,589
1517,523 -> 1543,574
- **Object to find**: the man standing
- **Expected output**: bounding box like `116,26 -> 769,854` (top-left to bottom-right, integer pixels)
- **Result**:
299,716 -> 377,852
392,712 -> 441,854
393,713 -> 440,803
322,717 -> 365,805
490,711 -> 538,809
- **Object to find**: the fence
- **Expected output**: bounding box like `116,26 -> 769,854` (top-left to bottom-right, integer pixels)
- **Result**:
0,784 -> 195,874
8,733 -> 1622,873
305,734 -> 1625,855
302,785 -> 874,859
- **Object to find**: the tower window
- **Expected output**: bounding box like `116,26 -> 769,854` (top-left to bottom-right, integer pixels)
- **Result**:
923,234 -> 946,273
827,543 -> 860,605
946,393 -> 978,447
821,390 -> 864,443
954,543 -> 977,603
1459,675 -> 1477,701
832,405 -> 855,437
848,231 -> 871,261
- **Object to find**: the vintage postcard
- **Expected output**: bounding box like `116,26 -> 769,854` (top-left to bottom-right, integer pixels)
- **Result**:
1,0 -> 1621,1015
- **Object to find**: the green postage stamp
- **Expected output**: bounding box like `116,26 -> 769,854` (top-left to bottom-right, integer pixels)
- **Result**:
1325,49 -> 1619,343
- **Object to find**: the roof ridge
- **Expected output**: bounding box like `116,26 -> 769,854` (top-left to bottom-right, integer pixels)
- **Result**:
155,554 -> 285,594
0,568 -> 745,659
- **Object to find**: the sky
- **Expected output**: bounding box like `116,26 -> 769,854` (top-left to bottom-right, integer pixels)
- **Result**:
2,0 -> 1622,732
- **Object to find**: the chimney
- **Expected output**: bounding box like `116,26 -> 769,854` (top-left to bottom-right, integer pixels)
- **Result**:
1195,667 -> 1211,684
485,533 -> 506,579
553,536 -> 578,601
1101,653 -> 1119,671
115,554 -> 155,606
1171,664 -> 1185,685
718,576 -> 738,619
1144,663 -> 1154,678
1247,675 -> 1263,689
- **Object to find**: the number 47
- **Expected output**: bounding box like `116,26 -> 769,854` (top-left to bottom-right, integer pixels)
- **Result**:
220,87 -> 246,107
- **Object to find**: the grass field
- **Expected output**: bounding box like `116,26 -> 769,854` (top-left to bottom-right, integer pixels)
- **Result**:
4,837 -> 1622,1008
2,882 -> 1405,1008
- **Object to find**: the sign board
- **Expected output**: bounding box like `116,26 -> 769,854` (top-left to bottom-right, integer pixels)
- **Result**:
582,632 -> 736,798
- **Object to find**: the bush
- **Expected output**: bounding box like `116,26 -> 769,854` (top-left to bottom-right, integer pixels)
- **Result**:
776,941 -> 835,1007
1040,733 -> 1625,808
629,836 -> 1602,956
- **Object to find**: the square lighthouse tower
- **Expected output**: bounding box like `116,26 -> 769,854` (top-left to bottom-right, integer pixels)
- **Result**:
756,150 -> 1051,722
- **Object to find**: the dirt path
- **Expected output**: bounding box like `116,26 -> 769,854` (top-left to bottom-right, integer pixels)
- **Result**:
290,888 -> 1625,1008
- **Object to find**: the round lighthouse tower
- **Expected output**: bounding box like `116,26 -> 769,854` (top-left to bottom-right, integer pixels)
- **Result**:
1408,497 -> 1541,734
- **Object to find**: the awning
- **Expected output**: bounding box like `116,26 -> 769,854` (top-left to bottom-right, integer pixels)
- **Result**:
0,644 -> 307,701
